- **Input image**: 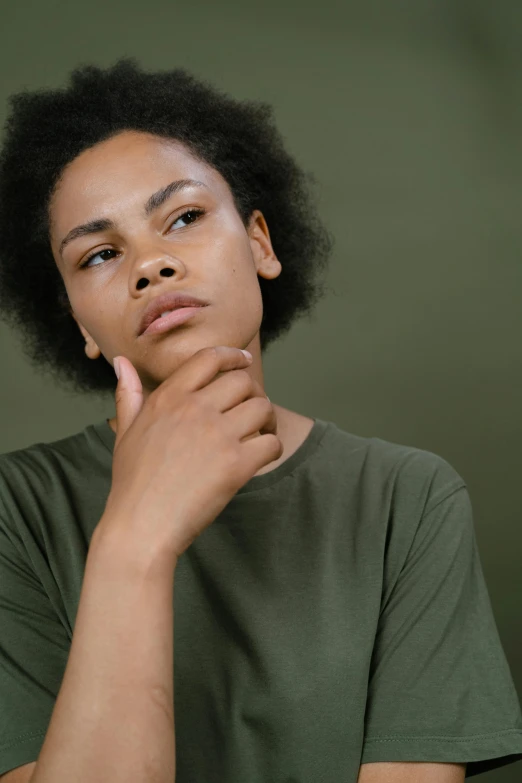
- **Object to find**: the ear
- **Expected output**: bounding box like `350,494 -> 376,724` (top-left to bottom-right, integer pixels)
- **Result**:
69,308 -> 101,358
247,210 -> 282,280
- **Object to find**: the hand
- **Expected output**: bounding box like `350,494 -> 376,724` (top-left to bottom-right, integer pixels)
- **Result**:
101,346 -> 283,563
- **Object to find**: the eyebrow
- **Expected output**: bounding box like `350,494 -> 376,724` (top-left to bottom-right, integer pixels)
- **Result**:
58,178 -> 209,257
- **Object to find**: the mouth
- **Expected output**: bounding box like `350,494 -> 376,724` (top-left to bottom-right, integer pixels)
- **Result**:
141,305 -> 208,337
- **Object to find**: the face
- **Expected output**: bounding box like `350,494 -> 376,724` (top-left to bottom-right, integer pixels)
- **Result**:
48,130 -> 281,400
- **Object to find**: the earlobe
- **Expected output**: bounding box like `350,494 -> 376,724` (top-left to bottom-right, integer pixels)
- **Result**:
84,342 -> 102,359
82,332 -> 102,359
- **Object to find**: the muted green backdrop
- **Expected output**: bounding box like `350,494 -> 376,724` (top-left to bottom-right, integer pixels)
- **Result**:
1,1 -> 521,780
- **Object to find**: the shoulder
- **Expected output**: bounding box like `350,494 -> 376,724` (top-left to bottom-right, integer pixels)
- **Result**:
326,422 -> 466,506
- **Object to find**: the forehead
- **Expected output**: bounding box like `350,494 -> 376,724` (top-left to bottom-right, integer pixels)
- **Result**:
49,130 -> 228,233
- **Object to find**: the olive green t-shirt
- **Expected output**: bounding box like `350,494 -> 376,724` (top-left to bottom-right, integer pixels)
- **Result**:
0,417 -> 521,781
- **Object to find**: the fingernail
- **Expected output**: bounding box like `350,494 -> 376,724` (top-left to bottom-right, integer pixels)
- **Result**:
114,358 -> 120,379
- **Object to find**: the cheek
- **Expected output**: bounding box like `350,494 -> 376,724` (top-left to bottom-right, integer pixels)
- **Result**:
69,302 -> 113,346
238,281 -> 264,324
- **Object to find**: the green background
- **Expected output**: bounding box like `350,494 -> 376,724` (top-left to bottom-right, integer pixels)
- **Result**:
1,1 -> 521,779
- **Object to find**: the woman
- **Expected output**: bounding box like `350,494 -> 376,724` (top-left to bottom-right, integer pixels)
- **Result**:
0,58 -> 520,782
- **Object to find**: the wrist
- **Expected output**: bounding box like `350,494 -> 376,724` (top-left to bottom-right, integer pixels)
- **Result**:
90,513 -> 179,582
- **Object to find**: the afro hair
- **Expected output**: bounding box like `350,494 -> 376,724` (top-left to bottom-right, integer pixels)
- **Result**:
0,57 -> 334,399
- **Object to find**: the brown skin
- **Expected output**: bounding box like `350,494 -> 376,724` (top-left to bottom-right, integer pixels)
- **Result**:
48,130 -> 313,476
44,132 -> 467,783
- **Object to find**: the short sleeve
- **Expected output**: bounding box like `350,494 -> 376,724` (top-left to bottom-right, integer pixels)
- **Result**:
0,515 -> 71,777
360,483 -> 522,778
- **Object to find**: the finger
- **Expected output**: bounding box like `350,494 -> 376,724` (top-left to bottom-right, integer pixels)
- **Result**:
113,356 -> 144,449
249,378 -> 277,436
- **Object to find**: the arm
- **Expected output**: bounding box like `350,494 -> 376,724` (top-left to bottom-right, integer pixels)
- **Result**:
357,762 -> 466,782
31,517 -> 177,783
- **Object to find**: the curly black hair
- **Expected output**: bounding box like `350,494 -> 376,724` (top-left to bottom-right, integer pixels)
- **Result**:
0,57 -> 335,399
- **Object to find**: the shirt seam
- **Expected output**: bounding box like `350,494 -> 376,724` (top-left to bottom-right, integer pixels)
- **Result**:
0,730 -> 47,751
363,728 -> 522,743
422,481 -> 468,518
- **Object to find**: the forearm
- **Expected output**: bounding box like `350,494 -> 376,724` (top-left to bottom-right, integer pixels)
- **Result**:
31,518 -> 177,783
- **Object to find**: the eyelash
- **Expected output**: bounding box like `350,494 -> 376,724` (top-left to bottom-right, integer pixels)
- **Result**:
79,207 -> 206,269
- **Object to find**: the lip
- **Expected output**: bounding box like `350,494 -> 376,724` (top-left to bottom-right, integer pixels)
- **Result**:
138,291 -> 209,335
142,305 -> 207,336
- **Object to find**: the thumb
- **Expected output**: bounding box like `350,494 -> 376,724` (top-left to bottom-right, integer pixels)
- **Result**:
113,355 -> 144,451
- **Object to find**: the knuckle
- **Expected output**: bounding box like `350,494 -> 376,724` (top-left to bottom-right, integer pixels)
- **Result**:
256,395 -> 272,413
235,368 -> 254,391
268,431 -> 283,449
153,382 -> 182,411
273,435 -> 285,456
224,439 -> 241,463
203,345 -> 219,361
184,394 -> 208,420
220,441 -> 243,477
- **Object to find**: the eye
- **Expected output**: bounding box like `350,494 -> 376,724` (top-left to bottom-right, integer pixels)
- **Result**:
79,208 -> 206,269
79,248 -> 118,269
168,207 -> 205,231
